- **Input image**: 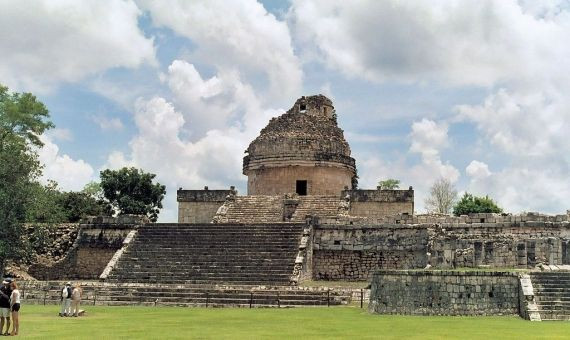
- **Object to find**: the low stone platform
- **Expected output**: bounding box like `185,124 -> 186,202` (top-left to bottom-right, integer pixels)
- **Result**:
19,281 -> 353,308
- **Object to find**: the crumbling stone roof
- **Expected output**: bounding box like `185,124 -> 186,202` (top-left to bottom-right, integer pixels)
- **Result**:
243,95 -> 356,172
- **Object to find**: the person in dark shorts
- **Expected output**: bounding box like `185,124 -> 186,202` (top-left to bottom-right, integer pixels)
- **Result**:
0,280 -> 12,336
10,281 -> 20,336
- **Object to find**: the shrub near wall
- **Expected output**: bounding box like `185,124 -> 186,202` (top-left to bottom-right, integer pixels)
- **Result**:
369,270 -> 520,316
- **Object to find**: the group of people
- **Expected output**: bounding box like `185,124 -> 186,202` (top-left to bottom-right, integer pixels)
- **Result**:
0,279 -> 20,336
59,282 -> 82,317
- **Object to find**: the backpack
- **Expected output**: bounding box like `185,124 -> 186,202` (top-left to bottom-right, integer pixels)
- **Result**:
62,286 -> 72,298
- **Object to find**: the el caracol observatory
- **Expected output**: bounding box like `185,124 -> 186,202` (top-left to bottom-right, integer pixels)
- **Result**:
243,95 -> 357,196
177,94 -> 414,224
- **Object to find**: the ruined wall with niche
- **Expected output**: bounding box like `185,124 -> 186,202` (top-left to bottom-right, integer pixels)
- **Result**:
312,213 -> 570,281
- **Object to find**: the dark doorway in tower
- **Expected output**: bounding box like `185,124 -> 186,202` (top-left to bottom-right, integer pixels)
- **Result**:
296,180 -> 307,195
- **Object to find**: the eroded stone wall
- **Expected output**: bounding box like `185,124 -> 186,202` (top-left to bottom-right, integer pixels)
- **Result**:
177,189 -> 231,223
312,214 -> 570,280
313,225 -> 428,280
178,201 -> 223,223
29,222 -> 135,280
369,270 -> 520,316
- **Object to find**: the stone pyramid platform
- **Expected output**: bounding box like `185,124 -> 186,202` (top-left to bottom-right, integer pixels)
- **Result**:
106,223 -> 303,285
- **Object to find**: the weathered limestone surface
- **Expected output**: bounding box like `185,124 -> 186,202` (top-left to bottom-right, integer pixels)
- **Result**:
177,188 -> 232,223
28,217 -> 142,280
369,270 -> 520,316
312,213 -> 570,280
243,95 -> 356,195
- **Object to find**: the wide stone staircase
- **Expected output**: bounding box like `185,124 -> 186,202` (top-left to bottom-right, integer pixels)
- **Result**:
291,196 -> 341,222
106,223 -> 302,285
530,271 -> 570,321
214,196 -> 283,223
19,281 -> 352,307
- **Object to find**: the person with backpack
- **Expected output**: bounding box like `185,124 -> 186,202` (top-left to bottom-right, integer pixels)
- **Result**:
0,279 -> 12,335
59,282 -> 72,317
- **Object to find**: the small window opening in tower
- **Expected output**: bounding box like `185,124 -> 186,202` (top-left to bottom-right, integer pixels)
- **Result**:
296,180 -> 307,195
299,104 -> 306,112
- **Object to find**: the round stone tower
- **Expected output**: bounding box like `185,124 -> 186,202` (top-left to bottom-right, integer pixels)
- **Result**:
243,95 -> 356,196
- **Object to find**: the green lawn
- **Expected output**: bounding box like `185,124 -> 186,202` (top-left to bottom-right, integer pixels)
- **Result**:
11,305 -> 570,339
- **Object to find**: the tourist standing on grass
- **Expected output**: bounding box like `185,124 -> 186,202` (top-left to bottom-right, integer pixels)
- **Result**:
71,283 -> 82,317
0,280 -> 12,335
10,281 -> 20,336
60,282 -> 72,317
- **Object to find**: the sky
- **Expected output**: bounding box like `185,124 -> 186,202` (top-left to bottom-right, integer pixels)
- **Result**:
1,0 -> 569,221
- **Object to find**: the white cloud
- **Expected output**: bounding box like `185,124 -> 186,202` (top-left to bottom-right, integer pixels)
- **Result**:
289,0 -> 570,86
466,160 -> 491,179
138,0 -> 301,102
409,119 -> 459,183
91,115 -> 124,131
0,0 -> 155,93
38,136 -> 95,191
104,61 -> 283,221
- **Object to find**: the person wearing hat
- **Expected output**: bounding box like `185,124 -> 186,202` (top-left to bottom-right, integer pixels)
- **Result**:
0,279 -> 12,335
60,282 -> 73,317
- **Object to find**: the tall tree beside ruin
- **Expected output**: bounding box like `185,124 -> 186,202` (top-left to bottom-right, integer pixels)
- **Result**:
0,84 -> 53,276
425,178 -> 458,214
100,167 -> 166,222
378,179 -> 400,190
453,193 -> 502,216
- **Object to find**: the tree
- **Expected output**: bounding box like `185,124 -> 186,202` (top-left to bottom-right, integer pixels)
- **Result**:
100,167 -> 166,222
25,180 -> 66,223
425,178 -> 458,214
0,84 -> 53,276
453,193 -> 503,216
378,179 -> 400,190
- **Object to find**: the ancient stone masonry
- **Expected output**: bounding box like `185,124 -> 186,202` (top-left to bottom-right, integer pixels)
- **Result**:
243,95 -> 356,196
28,216 -> 144,280
177,187 -> 234,223
369,270 -> 520,316
311,212 -> 570,280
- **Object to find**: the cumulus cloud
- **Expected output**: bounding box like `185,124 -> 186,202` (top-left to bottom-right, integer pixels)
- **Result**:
409,119 -> 459,183
104,61 -> 283,221
91,115 -> 124,131
0,0 -> 155,93
38,136 -> 95,191
289,0 -> 570,86
138,0 -> 301,102
466,160 -> 492,179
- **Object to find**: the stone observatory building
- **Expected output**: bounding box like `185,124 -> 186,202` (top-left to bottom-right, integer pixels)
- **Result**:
177,94 -> 414,223
243,95 -> 356,196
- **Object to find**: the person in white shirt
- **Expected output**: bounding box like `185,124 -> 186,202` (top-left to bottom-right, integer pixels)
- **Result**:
10,281 -> 20,336
59,282 -> 72,317
71,283 -> 82,317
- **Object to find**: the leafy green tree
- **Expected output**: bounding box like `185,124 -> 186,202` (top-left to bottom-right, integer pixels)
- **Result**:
100,167 -> 166,222
82,181 -> 104,200
453,193 -> 503,216
0,84 -> 53,276
58,191 -> 111,222
378,179 -> 400,190
25,180 -> 66,223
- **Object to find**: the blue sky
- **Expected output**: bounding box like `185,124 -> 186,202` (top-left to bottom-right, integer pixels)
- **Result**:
1,0 -> 569,221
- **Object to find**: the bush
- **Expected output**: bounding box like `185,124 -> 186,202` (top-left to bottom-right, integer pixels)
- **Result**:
453,193 -> 502,216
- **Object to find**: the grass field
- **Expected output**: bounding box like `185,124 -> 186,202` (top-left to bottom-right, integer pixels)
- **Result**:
10,305 -> 570,339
